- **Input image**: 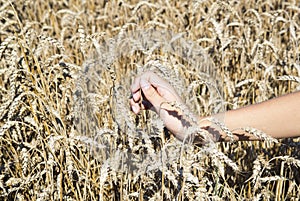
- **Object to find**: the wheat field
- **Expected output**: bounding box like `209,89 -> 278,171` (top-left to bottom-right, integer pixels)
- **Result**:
0,0 -> 300,200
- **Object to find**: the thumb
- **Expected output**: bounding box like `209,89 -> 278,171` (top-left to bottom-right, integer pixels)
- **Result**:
140,79 -> 165,110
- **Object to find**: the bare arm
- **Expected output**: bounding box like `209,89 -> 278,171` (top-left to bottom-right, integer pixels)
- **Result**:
130,71 -> 300,142
205,91 -> 300,141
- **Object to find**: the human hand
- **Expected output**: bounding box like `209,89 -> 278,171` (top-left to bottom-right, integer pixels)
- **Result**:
130,71 -> 196,141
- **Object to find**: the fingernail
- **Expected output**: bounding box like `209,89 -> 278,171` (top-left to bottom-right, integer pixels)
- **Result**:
132,105 -> 138,113
140,80 -> 150,90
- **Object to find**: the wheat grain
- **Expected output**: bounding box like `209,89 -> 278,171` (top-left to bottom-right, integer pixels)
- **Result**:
20,147 -> 29,177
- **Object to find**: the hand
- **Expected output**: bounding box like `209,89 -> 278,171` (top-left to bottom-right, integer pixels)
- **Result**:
130,71 -> 194,141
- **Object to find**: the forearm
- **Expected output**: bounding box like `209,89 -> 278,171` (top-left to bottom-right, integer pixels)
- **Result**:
200,91 -> 300,142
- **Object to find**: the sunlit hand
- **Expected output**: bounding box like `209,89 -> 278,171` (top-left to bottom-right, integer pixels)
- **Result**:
130,71 -> 195,141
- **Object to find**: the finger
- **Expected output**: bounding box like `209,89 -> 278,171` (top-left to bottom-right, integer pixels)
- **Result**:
130,99 -> 141,114
132,91 -> 141,102
140,71 -> 180,101
140,71 -> 168,89
140,78 -> 166,110
157,85 -> 181,102
130,96 -> 153,113
130,76 -> 141,94
130,76 -> 142,102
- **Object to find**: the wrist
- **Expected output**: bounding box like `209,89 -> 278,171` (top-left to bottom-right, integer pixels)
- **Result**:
197,116 -> 222,143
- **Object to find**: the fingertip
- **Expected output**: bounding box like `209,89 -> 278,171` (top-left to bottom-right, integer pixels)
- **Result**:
130,99 -> 140,114
132,105 -> 139,114
130,77 -> 141,93
132,92 -> 140,102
